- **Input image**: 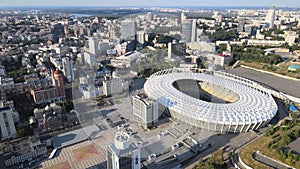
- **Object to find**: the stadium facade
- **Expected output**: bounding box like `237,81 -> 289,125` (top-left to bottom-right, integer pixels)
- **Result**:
144,68 -> 278,133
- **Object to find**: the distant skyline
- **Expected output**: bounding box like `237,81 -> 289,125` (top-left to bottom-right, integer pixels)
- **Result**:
0,0 -> 299,7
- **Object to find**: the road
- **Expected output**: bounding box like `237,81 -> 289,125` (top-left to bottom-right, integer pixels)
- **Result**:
253,152 -> 290,169
185,131 -> 258,169
225,67 -> 300,98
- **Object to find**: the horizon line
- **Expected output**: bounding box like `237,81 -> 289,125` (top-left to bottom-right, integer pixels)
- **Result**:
0,5 -> 299,8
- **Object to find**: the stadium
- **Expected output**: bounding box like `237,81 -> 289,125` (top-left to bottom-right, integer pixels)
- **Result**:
144,68 -> 278,133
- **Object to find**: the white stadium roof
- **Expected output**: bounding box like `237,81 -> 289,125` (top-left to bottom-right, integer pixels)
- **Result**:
144,68 -> 278,128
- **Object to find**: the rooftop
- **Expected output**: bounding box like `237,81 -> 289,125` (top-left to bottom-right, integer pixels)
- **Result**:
51,125 -> 100,149
288,64 -> 300,70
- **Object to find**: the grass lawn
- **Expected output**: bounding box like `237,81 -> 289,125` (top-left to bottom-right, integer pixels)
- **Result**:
240,122 -> 300,169
114,100 -> 122,104
240,136 -> 272,169
240,61 -> 300,79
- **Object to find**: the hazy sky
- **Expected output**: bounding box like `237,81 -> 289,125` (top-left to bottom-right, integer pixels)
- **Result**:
0,0 -> 299,7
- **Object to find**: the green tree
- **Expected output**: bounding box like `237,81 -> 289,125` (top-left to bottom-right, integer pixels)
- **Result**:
62,100 -> 74,114
217,44 -> 227,54
205,158 -> 216,169
282,135 -> 292,145
208,29 -> 238,42
16,128 -> 32,138
291,112 -> 298,121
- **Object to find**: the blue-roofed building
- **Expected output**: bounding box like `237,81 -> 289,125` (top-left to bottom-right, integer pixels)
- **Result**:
289,105 -> 299,112
288,64 -> 300,72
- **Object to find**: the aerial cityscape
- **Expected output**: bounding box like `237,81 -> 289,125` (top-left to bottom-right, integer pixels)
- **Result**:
0,1 -> 300,169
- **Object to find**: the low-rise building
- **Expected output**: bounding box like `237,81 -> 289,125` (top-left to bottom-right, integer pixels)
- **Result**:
0,77 -> 15,91
33,103 -> 63,133
30,69 -> 65,104
111,51 -> 143,68
284,31 -> 298,46
3,136 -> 47,166
205,53 -> 233,67
245,39 -> 285,46
103,76 -> 129,96
78,84 -> 103,99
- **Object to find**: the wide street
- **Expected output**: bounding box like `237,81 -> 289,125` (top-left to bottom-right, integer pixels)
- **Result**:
225,67 -> 300,98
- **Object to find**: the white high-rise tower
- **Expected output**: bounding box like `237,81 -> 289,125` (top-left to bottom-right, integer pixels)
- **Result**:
106,132 -> 141,169
191,19 -> 197,42
182,19 -> 197,43
120,19 -> 137,41
181,11 -> 186,24
265,6 -> 276,28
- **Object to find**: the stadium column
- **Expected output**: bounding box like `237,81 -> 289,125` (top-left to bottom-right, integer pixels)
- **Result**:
255,117 -> 264,130
252,118 -> 259,130
261,120 -> 269,129
220,123 -> 225,133
227,122 -> 232,132
267,117 -> 273,126
245,123 -> 251,132
251,121 -> 259,130
240,123 -> 246,133
252,122 -> 261,130
234,124 -> 239,133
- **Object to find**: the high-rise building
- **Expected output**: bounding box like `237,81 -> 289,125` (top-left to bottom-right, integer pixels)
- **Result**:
180,12 -> 186,24
84,52 -> 96,66
89,37 -> 99,55
89,37 -> 111,55
182,19 -> 197,43
167,41 -> 186,59
133,94 -> 158,129
109,28 -> 116,39
265,6 -> 276,28
136,31 -> 145,44
136,30 -> 145,49
120,19 -> 137,41
237,19 -> 245,32
191,19 -> 197,42
63,25 -> 69,38
0,107 -> 16,140
52,23 -> 64,43
182,20 -> 191,42
244,24 -> 255,36
146,12 -> 152,22
62,57 -> 74,83
106,132 -> 140,169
